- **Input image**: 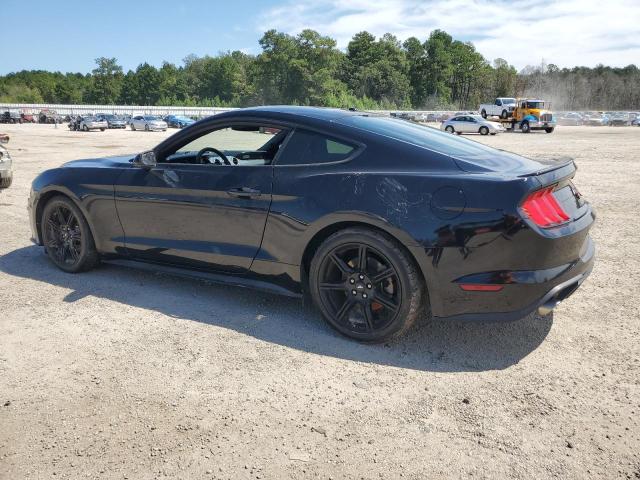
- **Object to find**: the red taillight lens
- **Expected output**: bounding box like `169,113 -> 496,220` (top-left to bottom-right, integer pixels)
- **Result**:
521,186 -> 570,228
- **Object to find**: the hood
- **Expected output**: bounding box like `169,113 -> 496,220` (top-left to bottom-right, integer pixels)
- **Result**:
62,155 -> 135,168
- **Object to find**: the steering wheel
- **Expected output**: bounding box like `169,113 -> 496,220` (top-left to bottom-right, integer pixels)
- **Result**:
196,147 -> 230,165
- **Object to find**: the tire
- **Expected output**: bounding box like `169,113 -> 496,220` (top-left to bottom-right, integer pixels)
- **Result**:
445,125 -> 455,134
41,196 -> 99,273
145,124 -> 150,131
309,227 -> 426,342
521,121 -> 530,133
545,127 -> 554,133
481,109 -> 487,119
500,109 -> 508,119
131,124 -> 136,131
479,126 -> 489,135
100,128 -> 105,131
82,125 -> 88,132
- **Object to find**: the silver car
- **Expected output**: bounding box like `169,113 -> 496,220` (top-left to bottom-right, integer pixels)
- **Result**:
0,134 -> 13,190
79,116 -> 108,132
441,114 -> 505,135
130,115 -> 168,132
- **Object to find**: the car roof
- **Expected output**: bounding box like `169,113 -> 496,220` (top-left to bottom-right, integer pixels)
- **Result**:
232,105 -> 362,121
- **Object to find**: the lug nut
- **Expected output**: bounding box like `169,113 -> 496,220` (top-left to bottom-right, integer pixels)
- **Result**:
366,283 -> 372,289
359,274 -> 365,280
349,278 -> 355,284
352,290 -> 357,295
362,293 -> 368,299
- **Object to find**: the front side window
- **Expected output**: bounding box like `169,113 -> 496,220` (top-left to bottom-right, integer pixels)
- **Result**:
163,125 -> 288,166
276,129 -> 356,165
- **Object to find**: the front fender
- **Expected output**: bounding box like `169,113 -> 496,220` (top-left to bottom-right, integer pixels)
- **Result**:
30,168 -> 124,254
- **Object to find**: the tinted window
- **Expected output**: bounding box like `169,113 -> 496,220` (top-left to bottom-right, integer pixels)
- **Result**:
337,115 -> 507,160
276,129 -> 355,165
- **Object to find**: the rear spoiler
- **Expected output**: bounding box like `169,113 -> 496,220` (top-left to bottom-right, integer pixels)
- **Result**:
518,158 -> 576,183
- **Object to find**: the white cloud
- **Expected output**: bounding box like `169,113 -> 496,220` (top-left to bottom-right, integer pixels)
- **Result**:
258,0 -> 640,69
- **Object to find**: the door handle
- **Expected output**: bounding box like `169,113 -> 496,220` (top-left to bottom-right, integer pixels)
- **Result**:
227,187 -> 261,199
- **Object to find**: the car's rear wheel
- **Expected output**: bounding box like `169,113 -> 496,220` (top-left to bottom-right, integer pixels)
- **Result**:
500,109 -> 508,119
445,125 -> 454,134
41,196 -> 99,273
479,126 -> 489,135
82,125 -> 88,132
481,109 -> 487,118
309,228 -> 425,342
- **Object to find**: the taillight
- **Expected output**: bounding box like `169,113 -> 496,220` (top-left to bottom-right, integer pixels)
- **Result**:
521,186 -> 570,228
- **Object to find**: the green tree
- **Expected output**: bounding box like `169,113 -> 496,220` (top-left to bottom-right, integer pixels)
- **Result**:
89,57 -> 123,104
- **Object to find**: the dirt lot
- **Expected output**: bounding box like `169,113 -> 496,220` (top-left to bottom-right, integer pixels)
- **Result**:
0,124 -> 638,479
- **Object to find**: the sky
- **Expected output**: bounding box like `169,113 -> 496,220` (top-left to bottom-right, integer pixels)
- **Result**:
1,0 -> 639,75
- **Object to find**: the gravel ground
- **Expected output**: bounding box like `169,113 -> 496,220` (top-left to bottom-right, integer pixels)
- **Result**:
0,124 -> 638,479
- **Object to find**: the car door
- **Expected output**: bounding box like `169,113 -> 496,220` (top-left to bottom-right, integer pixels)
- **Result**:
114,123 -> 288,273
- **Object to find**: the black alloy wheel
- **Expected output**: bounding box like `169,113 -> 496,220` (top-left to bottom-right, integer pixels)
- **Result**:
42,196 -> 99,273
310,228 -> 425,342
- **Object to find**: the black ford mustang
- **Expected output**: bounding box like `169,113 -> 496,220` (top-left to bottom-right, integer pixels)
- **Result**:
29,106 -> 595,342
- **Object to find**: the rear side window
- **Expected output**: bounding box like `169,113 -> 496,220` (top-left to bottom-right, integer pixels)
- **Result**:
276,129 -> 356,165
337,115 -> 504,160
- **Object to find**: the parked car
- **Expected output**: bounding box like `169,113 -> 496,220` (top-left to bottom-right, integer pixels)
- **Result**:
130,115 -> 167,131
69,116 -> 107,131
608,113 -> 631,126
441,114 -> 505,135
38,109 -> 61,124
20,112 -> 36,123
0,110 -> 23,124
479,98 -> 517,119
557,112 -> 583,126
97,114 -> 127,129
28,106 -> 595,342
583,113 -> 607,126
164,115 -> 195,128
0,133 -> 12,189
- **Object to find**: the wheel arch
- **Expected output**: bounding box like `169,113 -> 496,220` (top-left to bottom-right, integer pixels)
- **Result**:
34,188 -> 99,249
299,220 -> 428,296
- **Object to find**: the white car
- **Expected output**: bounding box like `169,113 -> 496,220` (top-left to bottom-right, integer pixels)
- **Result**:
441,114 -> 505,135
479,97 -> 517,119
130,115 -> 167,131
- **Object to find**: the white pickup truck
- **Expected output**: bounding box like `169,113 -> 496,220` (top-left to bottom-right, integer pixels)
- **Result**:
479,97 -> 517,119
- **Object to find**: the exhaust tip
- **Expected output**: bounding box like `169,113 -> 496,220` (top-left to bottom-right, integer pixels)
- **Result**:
538,300 -> 560,316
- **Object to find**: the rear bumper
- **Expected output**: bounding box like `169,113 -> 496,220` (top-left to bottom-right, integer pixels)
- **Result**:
433,235 -> 595,322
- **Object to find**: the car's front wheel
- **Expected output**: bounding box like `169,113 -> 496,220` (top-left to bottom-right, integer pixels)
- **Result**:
309,228 -> 426,342
41,196 -> 99,273
445,125 -> 455,134
479,126 -> 489,135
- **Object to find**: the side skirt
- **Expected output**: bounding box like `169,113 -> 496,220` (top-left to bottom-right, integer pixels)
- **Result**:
102,258 -> 303,299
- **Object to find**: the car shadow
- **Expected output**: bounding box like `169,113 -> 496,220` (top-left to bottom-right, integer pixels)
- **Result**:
0,246 -> 553,372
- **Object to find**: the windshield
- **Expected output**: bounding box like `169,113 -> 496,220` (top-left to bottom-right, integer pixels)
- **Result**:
144,116 -> 160,121
337,115 -> 506,159
503,98 -> 516,104
526,101 -> 545,109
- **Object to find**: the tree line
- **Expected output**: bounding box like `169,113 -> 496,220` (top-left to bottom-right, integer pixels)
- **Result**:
1,29 -> 639,111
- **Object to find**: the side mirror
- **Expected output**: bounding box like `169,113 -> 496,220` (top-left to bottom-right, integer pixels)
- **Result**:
133,150 -> 157,168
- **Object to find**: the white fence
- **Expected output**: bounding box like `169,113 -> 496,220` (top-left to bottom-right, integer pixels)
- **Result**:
0,103 -> 239,117
0,103 -> 450,119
